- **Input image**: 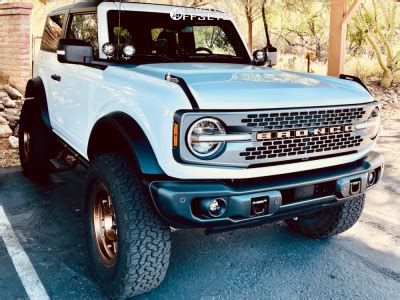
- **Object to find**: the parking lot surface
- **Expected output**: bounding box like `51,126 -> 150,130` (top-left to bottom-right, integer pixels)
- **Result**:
0,120 -> 399,299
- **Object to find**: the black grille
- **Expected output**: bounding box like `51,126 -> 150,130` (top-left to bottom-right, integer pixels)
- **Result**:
179,103 -> 375,168
240,133 -> 364,161
241,107 -> 366,130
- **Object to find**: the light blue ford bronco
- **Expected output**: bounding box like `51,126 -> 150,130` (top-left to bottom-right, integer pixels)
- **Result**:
20,1 -> 383,298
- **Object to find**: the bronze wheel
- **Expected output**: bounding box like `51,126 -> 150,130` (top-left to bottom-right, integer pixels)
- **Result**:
22,129 -> 31,160
84,154 -> 171,298
93,184 -> 118,265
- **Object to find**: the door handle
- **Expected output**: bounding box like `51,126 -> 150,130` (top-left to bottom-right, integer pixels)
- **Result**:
51,74 -> 61,81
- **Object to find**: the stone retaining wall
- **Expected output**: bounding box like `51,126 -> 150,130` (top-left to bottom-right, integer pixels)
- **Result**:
0,2 -> 33,92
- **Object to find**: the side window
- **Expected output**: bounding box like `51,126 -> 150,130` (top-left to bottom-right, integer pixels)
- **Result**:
41,14 -> 64,52
67,14 -> 99,57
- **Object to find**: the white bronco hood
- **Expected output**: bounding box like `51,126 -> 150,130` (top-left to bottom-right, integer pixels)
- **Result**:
131,63 -> 374,110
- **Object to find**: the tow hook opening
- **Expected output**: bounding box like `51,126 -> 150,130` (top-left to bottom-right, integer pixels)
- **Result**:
251,196 -> 268,216
350,179 -> 362,195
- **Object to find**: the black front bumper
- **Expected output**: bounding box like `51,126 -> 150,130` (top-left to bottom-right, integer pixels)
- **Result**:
148,152 -> 384,232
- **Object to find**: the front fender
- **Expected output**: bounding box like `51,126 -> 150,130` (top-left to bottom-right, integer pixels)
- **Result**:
87,113 -> 164,175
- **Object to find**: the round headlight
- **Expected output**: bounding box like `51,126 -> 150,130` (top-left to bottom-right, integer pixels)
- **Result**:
355,106 -> 380,140
102,42 -> 116,58
122,44 -> 136,58
369,106 -> 380,139
187,118 -> 225,158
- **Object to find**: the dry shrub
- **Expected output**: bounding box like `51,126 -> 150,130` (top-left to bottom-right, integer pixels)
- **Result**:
344,56 -> 382,82
276,53 -> 327,75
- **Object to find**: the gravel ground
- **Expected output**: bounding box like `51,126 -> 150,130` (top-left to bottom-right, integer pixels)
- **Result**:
0,119 -> 398,299
367,82 -> 400,120
0,139 -> 19,168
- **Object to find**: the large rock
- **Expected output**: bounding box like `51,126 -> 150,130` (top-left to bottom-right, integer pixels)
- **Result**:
0,91 -> 7,99
4,85 -> 22,100
2,97 -> 16,108
8,135 -> 19,149
13,123 -> 19,137
0,124 -> 13,138
0,116 -> 8,125
4,108 -> 18,116
5,115 -> 19,128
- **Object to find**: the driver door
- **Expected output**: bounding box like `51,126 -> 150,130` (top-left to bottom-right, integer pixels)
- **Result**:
50,13 -> 101,154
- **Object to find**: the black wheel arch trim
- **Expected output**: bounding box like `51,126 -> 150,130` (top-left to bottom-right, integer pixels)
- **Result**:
25,77 -> 52,129
87,112 -> 164,175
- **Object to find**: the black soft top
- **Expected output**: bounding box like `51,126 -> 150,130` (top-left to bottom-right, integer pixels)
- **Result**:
51,1 -> 222,15
51,1 -> 99,14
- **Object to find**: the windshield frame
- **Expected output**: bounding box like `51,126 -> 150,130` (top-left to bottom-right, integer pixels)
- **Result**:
97,3 -> 251,65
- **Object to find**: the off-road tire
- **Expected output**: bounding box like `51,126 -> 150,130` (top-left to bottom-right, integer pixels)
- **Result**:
84,153 -> 171,299
19,100 -> 53,178
286,194 -> 365,239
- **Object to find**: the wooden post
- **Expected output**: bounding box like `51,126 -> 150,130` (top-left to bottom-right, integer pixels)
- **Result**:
327,0 -> 362,77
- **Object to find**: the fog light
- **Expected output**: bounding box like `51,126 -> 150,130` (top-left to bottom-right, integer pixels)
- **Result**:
209,198 -> 226,217
368,170 -> 377,186
198,198 -> 227,218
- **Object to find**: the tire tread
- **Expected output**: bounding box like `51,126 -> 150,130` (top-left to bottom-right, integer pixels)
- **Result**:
86,154 -> 170,298
286,194 -> 365,239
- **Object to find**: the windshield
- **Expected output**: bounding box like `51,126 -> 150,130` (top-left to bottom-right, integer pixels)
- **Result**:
106,10 -> 250,64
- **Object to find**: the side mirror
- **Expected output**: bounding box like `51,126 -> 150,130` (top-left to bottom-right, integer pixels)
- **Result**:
57,39 -> 93,64
266,46 -> 278,67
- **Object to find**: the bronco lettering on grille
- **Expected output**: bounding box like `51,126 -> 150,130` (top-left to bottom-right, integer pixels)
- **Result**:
256,125 -> 353,141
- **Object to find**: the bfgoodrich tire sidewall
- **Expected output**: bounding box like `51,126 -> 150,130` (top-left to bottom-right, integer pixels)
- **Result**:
84,154 -> 171,298
84,172 -> 129,287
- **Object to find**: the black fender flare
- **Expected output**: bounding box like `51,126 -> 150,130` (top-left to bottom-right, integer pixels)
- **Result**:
25,77 -> 52,129
87,112 -> 164,175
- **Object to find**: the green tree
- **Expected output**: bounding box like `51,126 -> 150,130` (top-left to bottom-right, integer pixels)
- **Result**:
354,0 -> 399,88
241,0 -> 263,51
269,0 -> 329,62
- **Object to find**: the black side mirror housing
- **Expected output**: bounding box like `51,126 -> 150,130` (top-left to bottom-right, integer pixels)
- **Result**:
57,39 -> 93,64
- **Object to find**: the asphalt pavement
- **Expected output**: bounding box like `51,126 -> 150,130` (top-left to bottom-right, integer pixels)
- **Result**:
0,119 -> 399,299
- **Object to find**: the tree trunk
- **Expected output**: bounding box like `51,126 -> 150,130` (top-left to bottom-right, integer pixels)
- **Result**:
380,69 -> 394,88
262,0 -> 272,48
247,16 -> 253,51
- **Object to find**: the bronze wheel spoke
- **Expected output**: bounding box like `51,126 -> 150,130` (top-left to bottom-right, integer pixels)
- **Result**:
93,184 -> 118,265
23,129 -> 31,159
